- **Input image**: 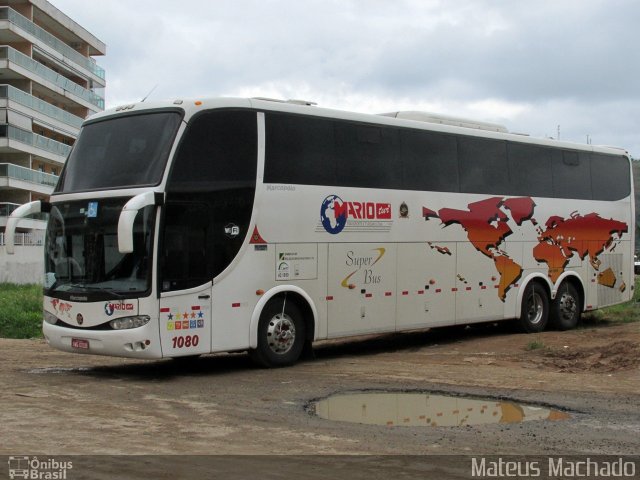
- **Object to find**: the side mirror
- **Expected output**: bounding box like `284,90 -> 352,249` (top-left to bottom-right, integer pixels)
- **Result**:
5,200 -> 50,254
117,192 -> 163,254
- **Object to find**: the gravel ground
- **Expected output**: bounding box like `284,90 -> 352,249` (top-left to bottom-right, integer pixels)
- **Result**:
1,321 -> 638,477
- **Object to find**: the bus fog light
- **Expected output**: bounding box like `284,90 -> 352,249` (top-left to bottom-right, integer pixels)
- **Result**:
44,311 -> 59,325
109,315 -> 151,330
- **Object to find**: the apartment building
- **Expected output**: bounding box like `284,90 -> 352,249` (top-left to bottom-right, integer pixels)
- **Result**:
0,0 -> 105,282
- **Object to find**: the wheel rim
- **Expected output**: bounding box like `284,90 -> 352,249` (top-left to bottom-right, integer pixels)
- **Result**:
267,313 -> 296,355
558,292 -> 577,321
526,291 -> 544,325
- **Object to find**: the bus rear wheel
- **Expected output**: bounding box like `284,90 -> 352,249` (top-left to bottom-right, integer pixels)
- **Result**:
250,298 -> 305,368
517,282 -> 549,333
551,282 -> 581,330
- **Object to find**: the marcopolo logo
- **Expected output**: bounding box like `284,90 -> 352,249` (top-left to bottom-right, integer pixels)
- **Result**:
320,195 -> 392,235
104,302 -> 134,316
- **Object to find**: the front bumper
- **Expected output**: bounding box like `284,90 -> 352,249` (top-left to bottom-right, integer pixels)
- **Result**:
43,320 -> 162,359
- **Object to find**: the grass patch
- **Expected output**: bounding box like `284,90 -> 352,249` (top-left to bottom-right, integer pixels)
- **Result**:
0,283 -> 43,339
525,338 -> 546,351
582,277 -> 640,326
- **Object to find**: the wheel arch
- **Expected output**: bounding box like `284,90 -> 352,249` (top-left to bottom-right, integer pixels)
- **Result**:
515,273 -> 553,318
249,285 -> 318,349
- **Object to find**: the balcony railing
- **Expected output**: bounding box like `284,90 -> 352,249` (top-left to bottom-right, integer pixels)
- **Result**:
0,124 -> 72,158
0,7 -> 105,80
0,202 -> 48,220
0,201 -> 20,217
0,163 -> 59,188
0,46 -> 104,110
0,84 -> 84,130
0,230 -> 45,246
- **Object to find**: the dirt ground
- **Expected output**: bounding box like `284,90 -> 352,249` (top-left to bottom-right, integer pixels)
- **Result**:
1,319 -> 639,462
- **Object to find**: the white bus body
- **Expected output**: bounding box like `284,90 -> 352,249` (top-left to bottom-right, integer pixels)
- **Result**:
7,98 -> 634,366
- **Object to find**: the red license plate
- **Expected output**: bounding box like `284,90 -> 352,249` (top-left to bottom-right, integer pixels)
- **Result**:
71,338 -> 89,350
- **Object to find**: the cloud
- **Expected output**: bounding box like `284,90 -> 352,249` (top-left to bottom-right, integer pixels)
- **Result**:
50,0 -> 640,157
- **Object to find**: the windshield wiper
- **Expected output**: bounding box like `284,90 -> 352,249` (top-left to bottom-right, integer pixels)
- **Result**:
68,284 -> 125,299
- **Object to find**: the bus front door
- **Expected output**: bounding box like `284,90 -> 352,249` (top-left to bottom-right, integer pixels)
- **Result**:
158,284 -> 212,357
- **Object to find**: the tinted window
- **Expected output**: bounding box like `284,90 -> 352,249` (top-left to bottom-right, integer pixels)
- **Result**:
458,137 -> 509,194
552,151 -> 592,199
161,202 -> 209,291
590,153 -> 631,201
163,110 -> 258,290
169,110 -> 257,191
56,111 -> 182,193
507,143 -> 553,197
401,130 -> 459,192
264,112 -> 630,201
264,114 -> 336,185
334,123 -> 402,189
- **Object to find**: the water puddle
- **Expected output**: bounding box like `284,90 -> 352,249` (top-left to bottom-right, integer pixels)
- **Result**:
314,392 -> 570,427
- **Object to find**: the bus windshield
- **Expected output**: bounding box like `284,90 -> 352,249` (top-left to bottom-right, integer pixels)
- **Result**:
55,111 -> 182,193
44,198 -> 155,300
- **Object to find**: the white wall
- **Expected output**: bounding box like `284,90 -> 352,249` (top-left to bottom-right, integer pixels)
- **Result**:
0,246 -> 44,284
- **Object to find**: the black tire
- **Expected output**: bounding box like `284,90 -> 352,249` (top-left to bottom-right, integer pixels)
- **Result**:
550,282 -> 581,330
516,282 -> 549,333
250,298 -> 305,368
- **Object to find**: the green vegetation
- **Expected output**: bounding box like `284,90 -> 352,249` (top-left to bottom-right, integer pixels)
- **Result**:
0,283 -> 43,339
582,277 -> 640,326
525,338 -> 546,351
583,302 -> 640,326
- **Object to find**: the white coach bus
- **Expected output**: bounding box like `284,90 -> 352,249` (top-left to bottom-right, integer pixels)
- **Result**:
6,97 -> 634,367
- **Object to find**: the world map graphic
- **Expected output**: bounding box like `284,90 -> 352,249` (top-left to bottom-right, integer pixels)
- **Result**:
423,197 -> 628,301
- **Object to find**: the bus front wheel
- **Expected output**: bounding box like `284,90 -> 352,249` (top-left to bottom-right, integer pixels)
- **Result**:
250,298 -> 305,368
517,282 -> 549,333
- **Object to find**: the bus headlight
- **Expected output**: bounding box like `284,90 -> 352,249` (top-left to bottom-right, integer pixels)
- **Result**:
109,316 -> 151,330
44,311 -> 58,325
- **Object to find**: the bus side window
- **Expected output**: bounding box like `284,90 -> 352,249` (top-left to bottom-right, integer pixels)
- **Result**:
161,203 -> 208,291
552,151 -> 592,199
458,136 -> 509,195
401,129 -> 459,192
507,143 -> 553,197
590,153 -> 630,201
165,109 -> 257,288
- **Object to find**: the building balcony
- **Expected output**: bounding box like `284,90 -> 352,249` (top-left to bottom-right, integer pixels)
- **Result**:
0,201 -> 20,217
0,201 -> 48,231
0,84 -> 83,134
0,45 -> 104,111
0,201 -> 48,221
0,163 -> 59,191
0,124 -> 72,163
0,7 -> 105,83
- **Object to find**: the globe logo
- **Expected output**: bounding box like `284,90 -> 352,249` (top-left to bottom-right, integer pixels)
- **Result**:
320,195 -> 347,234
104,302 -> 115,316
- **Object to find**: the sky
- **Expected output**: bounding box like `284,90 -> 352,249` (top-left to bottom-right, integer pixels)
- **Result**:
50,0 -> 640,158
